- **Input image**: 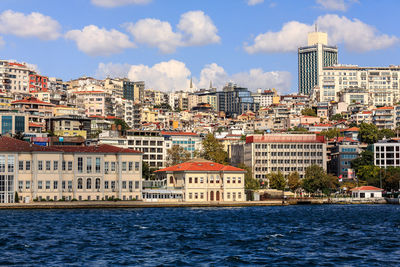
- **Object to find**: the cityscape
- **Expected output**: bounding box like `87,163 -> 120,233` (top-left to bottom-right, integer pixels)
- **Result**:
0,0 -> 400,265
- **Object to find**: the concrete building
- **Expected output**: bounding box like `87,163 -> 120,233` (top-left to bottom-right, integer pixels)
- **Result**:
142,159 -> 245,202
374,139 -> 400,168
217,83 -> 259,117
252,89 -> 280,107
298,31 -> 338,95
329,137 -> 361,179
29,74 -> 48,92
0,113 -> 28,135
45,115 -> 92,139
372,106 -> 395,130
0,136 -> 143,203
351,186 -> 383,199
161,131 -> 203,158
240,134 -> 327,182
0,61 -> 31,93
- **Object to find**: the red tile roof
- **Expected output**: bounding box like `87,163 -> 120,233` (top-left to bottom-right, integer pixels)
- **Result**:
11,98 -> 55,106
73,91 -> 105,94
350,186 -> 383,191
247,134 -> 325,144
29,122 -> 43,128
342,127 -> 360,132
155,161 -> 244,172
0,136 -> 141,154
375,106 -> 394,110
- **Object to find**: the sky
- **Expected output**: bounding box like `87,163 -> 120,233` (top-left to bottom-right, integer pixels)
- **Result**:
0,0 -> 399,94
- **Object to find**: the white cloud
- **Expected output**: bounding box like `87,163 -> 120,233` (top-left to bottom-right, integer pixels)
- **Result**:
65,25 -> 135,56
316,0 -> 358,11
125,19 -> 182,53
125,10 -> 220,53
96,62 -> 131,78
0,10 -> 61,40
127,60 -> 192,92
198,63 -> 291,93
91,0 -> 152,7
177,11 -> 221,46
247,0 -> 264,6
0,37 -> 4,47
245,14 -> 399,53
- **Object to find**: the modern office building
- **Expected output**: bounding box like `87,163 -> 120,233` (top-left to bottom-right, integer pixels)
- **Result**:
329,137 -> 361,179
0,113 -> 28,135
374,139 -> 400,168
161,131 -> 203,158
0,136 -> 143,203
298,31 -> 338,95
142,159 -> 245,202
217,83 -> 259,117
240,134 -> 327,182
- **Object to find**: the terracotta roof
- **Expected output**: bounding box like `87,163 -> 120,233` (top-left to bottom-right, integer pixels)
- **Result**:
350,186 -> 383,191
73,91 -> 105,94
375,106 -> 394,110
247,134 -> 325,144
155,161 -> 244,172
29,122 -> 43,128
11,99 -> 55,106
343,127 -> 360,132
52,144 -> 141,154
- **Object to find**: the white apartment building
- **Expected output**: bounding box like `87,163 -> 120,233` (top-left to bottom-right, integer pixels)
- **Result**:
319,65 -> 400,105
374,139 -> 400,168
0,60 -> 32,93
242,134 -> 327,181
252,89 -> 279,107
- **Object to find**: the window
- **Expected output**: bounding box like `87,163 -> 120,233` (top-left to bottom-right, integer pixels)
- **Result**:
68,161 -> 73,171
78,178 -> 83,189
232,177 -> 236,183
200,193 -> 204,199
104,162 -> 109,173
95,178 -> 100,189
0,156 -> 4,172
87,157 -> 92,173
77,157 -> 83,173
111,162 -> 116,172
38,180 -> 42,189
46,161 -> 51,171
68,181 -> 72,189
129,162 -> 133,171
46,181 -> 50,189
135,162 -> 139,171
210,175 -> 214,183
62,181 -> 66,189
122,181 -> 127,189
189,177 -> 192,183
25,161 -> 30,171
26,181 -> 30,189
62,161 -> 66,171
189,193 -> 193,199
19,161 -> 24,171
95,158 -> 101,173
194,177 -> 198,183
87,178 -> 92,189
122,162 -> 127,172
238,177 -> 242,183
135,181 -> 139,189
227,177 -> 230,183
129,181 -> 133,190
195,193 -> 198,199
227,192 -> 231,199
18,180 -> 23,190
104,181 -> 109,189
111,181 -> 115,189
200,177 -> 204,183
38,161 -> 43,171
54,161 -> 58,171
54,181 -> 58,190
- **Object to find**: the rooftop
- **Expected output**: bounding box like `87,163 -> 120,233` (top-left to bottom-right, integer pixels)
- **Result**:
155,159 -> 244,172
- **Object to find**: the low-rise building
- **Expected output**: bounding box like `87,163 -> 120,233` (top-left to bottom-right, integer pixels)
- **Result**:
374,139 -> 400,168
142,159 -> 245,202
0,136 -> 143,203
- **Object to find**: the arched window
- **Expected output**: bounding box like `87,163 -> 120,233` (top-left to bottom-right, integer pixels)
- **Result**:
95,178 -> 100,189
77,178 -> 83,189
216,191 -> 220,201
210,191 -> 214,201
87,178 -> 92,189
170,176 -> 174,184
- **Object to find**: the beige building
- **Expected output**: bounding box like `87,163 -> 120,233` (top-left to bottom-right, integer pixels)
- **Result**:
143,159 -> 245,202
0,136 -> 142,203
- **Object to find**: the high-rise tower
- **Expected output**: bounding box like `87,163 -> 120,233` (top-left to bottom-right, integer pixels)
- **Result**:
298,28 -> 338,95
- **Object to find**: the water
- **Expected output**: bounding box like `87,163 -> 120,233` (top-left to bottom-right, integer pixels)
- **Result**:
0,205 -> 400,266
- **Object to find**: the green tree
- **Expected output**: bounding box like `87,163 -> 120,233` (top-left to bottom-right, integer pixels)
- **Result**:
351,150 -> 374,174
287,172 -> 301,192
320,128 -> 342,139
200,133 -> 228,164
14,192 -> 19,203
268,171 -> 286,191
357,165 -> 381,187
114,119 -> 130,131
359,123 -> 379,144
238,164 -> 260,190
166,145 -> 191,166
289,127 -> 309,133
301,107 -> 317,117
330,114 -> 343,121
302,165 -> 338,195
142,162 -> 151,180
378,128 -> 396,140
383,167 -> 400,191
240,134 -> 247,141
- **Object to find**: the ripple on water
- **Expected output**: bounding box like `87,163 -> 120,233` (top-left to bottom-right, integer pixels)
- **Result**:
0,205 -> 399,265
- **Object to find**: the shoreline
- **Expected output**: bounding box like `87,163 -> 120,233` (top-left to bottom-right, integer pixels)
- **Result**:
0,198 -> 389,209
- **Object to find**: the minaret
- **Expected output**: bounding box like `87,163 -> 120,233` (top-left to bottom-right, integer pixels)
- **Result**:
209,80 -> 212,89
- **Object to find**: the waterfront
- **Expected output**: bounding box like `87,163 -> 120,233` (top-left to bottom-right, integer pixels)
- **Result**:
1,205 -> 400,266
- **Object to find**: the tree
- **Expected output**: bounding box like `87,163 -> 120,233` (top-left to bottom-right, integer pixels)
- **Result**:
238,164 -> 260,190
302,165 -> 338,196
301,108 -> 317,117
383,167 -> 400,191
268,171 -> 286,191
320,128 -> 342,139
287,172 -> 301,192
359,123 -> 379,144
378,128 -> 395,140
166,145 -> 191,166
330,114 -> 343,121
356,165 -> 381,187
114,119 -> 130,131
200,133 -> 228,164
289,127 -> 309,133
142,162 -> 151,180
351,150 -> 374,174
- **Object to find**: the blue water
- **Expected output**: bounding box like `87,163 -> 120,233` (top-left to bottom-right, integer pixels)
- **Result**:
0,205 -> 400,266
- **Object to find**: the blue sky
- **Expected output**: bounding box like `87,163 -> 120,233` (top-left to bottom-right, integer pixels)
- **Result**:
0,0 -> 399,93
